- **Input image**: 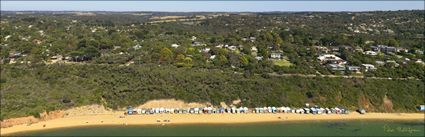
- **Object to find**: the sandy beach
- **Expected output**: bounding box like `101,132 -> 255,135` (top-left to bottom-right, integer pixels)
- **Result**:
1,112 -> 424,135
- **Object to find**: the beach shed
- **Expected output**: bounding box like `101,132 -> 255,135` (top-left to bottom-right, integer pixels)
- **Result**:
194,108 -> 200,114
231,107 -> 237,113
304,108 -> 310,114
358,108 -> 366,114
330,108 -> 336,114
207,107 -> 212,113
219,107 -> 225,113
259,108 -> 264,113
243,107 -> 249,113
420,105 -> 425,111
335,107 -> 341,114
271,107 -> 277,113
127,106 -> 134,115
311,108 -> 318,114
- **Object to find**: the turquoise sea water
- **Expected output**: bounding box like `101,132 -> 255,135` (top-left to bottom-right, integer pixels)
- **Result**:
9,120 -> 424,136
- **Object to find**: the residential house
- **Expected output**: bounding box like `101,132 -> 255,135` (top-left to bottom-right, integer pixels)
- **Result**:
413,59 -> 424,65
32,39 -> 42,45
209,55 -> 216,60
216,44 -> 224,48
251,46 -> 258,56
331,47 -> 340,52
361,64 -> 376,72
372,45 -> 396,53
317,54 -> 346,65
347,66 -> 361,73
375,61 -> 385,66
171,44 -> 180,48
8,52 -> 22,59
339,45 -> 353,52
133,44 -> 141,50
202,47 -> 211,53
354,46 -> 363,53
255,56 -> 263,60
386,60 -> 400,67
227,45 -> 237,51
370,46 -> 380,52
396,47 -> 408,53
327,64 -> 346,72
192,42 -> 205,47
249,37 -> 256,42
415,50 -> 424,55
382,46 -> 396,53
238,45 -> 244,50
270,50 -> 283,60
364,51 -> 377,56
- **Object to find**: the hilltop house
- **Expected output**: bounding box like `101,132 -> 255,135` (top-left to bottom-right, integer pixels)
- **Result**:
327,64 -> 346,72
270,50 -> 283,60
171,44 -> 180,48
347,66 -> 361,73
364,51 -> 377,56
375,61 -> 385,66
133,44 -> 141,50
371,45 -> 396,53
201,47 -> 211,53
317,54 -> 346,65
32,39 -> 42,45
192,42 -> 205,47
251,46 -> 258,56
228,45 -> 237,51
251,46 -> 258,53
386,60 -> 400,67
361,64 -> 376,72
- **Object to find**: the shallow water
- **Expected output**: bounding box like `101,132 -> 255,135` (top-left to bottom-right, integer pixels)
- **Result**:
9,120 -> 425,136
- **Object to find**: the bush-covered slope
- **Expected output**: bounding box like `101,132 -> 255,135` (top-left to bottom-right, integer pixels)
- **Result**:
1,64 -> 424,120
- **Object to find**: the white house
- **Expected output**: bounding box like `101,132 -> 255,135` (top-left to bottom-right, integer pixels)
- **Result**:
251,46 -> 258,53
202,47 -> 211,53
191,36 -> 197,41
364,51 -> 377,56
255,56 -> 263,60
317,54 -> 346,65
209,55 -> 216,60
361,64 -> 376,72
270,50 -> 283,59
133,44 -> 141,50
171,44 -> 180,48
216,44 -> 224,48
228,45 -> 237,51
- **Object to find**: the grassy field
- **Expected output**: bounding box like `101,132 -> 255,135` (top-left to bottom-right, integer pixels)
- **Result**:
272,59 -> 293,67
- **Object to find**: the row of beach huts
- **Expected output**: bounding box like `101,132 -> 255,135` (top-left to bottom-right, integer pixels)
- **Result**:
125,105 -> 356,115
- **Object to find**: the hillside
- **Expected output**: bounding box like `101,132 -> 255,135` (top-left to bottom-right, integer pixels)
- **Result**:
1,64 -> 423,120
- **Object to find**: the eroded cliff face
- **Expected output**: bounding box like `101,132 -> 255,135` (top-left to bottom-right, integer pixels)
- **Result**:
1,104 -> 110,128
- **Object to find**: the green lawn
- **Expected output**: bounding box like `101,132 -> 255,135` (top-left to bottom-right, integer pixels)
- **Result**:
272,59 -> 293,67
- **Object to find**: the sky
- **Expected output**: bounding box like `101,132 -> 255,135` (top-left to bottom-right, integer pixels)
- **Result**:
1,1 -> 424,12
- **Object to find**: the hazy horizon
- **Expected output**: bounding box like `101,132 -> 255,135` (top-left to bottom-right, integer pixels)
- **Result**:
1,1 -> 424,12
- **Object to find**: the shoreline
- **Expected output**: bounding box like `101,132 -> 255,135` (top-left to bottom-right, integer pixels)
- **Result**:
1,112 -> 424,135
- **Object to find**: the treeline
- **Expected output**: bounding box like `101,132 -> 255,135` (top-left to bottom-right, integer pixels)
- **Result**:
1,64 -> 423,120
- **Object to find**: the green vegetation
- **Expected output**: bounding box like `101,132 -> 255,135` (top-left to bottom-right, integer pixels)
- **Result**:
272,59 -> 293,67
1,11 -> 424,121
1,64 -> 423,120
